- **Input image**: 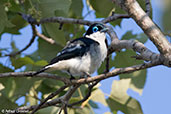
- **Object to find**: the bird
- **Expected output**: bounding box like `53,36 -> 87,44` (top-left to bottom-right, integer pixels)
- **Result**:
33,23 -> 108,79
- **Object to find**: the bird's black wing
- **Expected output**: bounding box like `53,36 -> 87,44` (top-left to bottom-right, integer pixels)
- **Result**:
48,37 -> 99,65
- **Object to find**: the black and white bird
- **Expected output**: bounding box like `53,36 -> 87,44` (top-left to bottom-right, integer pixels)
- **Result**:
33,23 -> 108,79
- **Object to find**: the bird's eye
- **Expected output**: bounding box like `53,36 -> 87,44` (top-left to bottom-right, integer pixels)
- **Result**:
92,26 -> 99,33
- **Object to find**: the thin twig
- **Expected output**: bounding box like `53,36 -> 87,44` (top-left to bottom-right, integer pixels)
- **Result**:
63,105 -> 68,114
30,85 -> 68,114
58,107 -> 63,114
34,29 -> 57,45
5,25 -> 36,57
59,23 -> 64,30
39,17 -> 95,25
105,56 -> 110,73
0,72 -> 71,84
68,81 -> 99,107
102,0 -> 153,24
102,13 -> 129,23
145,0 -> 151,16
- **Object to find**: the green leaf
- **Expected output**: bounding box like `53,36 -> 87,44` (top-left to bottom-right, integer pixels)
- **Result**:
74,106 -> 94,114
42,79 -> 64,89
98,56 -> 113,74
91,87 -> 107,106
63,24 -> 86,40
8,0 -> 22,12
0,4 -> 14,34
70,0 -> 83,17
0,77 -> 40,102
107,79 -> 143,114
122,31 -> 148,44
37,38 -> 62,62
11,57 -> 34,69
0,83 -> 4,91
72,85 -> 88,98
137,33 -> 148,44
113,50 -> 143,68
88,0 -> 113,17
111,50 -> 147,95
42,23 -> 66,45
14,78 -> 40,100
112,31 -> 148,95
25,94 -> 37,106
122,31 -> 138,40
110,2 -> 125,26
38,0 -> 71,18
0,78 -> 16,100
3,14 -> 27,35
54,9 -> 67,17
37,106 -> 59,114
34,60 -> 48,66
11,41 -> 19,53
89,100 -> 99,109
37,79 -> 64,96
162,0 -> 171,32
129,70 -> 147,94
137,0 -> 152,18
69,96 -> 82,104
0,94 -> 18,110
0,64 -> 13,73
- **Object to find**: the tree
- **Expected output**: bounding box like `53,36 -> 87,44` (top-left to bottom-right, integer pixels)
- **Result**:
0,0 -> 170,114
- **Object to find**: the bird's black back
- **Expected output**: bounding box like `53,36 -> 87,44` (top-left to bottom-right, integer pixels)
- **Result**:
48,37 -> 99,65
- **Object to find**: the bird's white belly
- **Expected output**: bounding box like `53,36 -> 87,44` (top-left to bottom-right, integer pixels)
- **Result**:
69,44 -> 107,76
68,54 -> 99,76
69,54 -> 91,76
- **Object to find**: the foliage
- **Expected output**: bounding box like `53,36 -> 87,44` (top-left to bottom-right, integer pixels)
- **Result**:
0,0 -> 170,114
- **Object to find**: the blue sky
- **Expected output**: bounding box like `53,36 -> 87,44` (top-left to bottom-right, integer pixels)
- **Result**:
0,0 -> 171,114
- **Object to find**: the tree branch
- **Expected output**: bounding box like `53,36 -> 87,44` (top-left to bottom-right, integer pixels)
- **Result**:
0,59 -> 161,87
106,25 -> 160,62
102,13 -> 129,23
20,13 -> 130,27
0,72 -> 71,84
39,17 -> 95,25
113,0 -> 171,66
5,25 -> 36,57
19,13 -> 95,26
109,39 -> 161,61
17,85 -> 81,114
34,28 -> 57,45
67,81 -> 99,107
71,60 -> 162,85
30,85 -> 68,114
102,0 -> 151,23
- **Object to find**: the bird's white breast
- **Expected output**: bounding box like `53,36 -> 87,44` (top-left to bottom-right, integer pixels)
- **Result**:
47,32 -> 107,76
85,32 -> 108,74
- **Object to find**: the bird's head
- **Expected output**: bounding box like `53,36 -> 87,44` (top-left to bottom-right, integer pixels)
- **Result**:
85,23 -> 108,36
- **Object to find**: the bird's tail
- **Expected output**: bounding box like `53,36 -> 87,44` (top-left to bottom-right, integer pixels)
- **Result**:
32,67 -> 49,76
